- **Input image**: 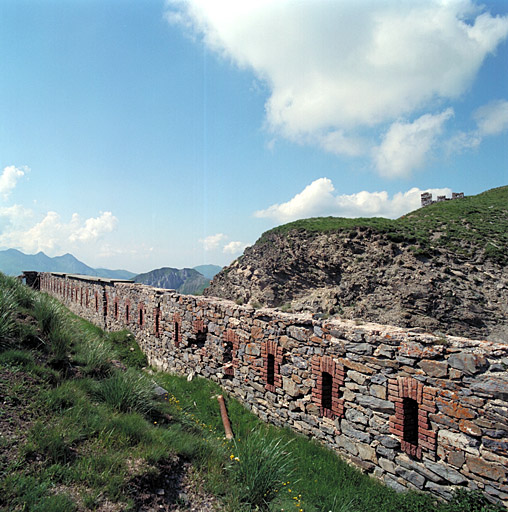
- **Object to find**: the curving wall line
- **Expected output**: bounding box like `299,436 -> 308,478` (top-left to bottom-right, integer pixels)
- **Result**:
33,271 -> 508,506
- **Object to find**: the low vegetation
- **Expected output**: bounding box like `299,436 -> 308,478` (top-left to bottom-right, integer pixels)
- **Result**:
258,185 -> 508,264
0,273 -> 504,511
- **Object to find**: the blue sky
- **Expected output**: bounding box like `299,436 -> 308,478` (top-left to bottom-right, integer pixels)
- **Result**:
1,0 -> 507,273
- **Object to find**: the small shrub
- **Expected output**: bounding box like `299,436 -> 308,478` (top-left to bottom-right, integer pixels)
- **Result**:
442,488 -> 506,512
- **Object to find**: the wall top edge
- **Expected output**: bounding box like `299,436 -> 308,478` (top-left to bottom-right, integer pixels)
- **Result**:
40,271 -> 133,284
36,271 -> 508,351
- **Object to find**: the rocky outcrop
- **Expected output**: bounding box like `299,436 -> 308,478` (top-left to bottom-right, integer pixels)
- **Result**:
134,267 -> 209,294
205,228 -> 508,342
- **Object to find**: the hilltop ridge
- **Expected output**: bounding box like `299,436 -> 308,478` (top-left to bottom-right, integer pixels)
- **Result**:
205,186 -> 508,341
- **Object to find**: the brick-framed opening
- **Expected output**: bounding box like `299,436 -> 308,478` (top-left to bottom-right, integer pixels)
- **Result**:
311,355 -> 345,420
80,288 -> 83,306
154,306 -> 161,337
138,303 -> 145,327
104,292 -> 108,317
114,298 -> 119,320
190,319 -> 207,348
262,340 -> 283,392
388,376 -> 437,460
95,292 -> 99,312
125,300 -> 131,324
173,313 -> 181,347
85,289 -> 89,308
222,329 -> 240,379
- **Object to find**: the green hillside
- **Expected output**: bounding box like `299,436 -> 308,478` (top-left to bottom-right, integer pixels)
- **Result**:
258,186 -> 508,264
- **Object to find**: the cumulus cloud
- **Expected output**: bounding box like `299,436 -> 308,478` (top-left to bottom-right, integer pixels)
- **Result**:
449,99 -> 508,151
166,1 -> 508,161
0,165 -> 28,199
254,177 -> 451,223
223,241 -> 248,255
199,233 -> 227,251
69,212 -> 118,243
474,99 -> 508,136
0,210 -> 119,255
374,109 -> 454,178
0,204 -> 33,225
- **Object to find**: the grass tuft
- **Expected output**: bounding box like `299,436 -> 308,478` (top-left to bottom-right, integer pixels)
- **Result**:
92,368 -> 157,416
227,429 -> 294,509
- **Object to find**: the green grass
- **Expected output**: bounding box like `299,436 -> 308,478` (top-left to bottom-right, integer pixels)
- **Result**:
257,185 -> 508,264
0,275 -> 505,512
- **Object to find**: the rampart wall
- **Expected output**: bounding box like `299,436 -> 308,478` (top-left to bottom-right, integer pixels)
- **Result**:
37,272 -> 508,505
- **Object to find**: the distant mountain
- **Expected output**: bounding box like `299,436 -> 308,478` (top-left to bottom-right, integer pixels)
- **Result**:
0,249 -> 136,280
193,264 -> 222,280
134,267 -> 210,295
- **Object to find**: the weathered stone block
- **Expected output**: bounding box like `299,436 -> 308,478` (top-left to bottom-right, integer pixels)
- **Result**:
418,360 -> 448,378
356,395 -> 394,413
448,353 -> 488,375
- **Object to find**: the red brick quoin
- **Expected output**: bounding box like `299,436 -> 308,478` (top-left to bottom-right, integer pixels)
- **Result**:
311,355 -> 345,420
261,340 -> 283,392
388,376 -> 437,460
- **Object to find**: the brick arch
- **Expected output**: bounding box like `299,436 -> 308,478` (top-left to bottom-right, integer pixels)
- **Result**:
388,376 -> 437,460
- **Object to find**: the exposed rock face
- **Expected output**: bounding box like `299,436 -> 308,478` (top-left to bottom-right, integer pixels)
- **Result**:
134,267 -> 209,294
205,228 -> 508,342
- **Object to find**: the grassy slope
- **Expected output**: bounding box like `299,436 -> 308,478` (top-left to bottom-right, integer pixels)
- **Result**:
258,186 -> 508,264
0,275 -> 503,512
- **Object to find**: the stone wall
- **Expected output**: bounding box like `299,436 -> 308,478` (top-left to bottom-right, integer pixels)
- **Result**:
38,272 -> 508,505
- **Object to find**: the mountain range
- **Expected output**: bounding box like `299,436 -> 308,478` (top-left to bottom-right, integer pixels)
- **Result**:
0,249 -> 136,280
133,267 -> 212,294
0,249 -> 222,295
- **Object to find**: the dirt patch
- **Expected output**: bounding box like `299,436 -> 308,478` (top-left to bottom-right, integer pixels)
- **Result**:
128,457 -> 222,511
0,368 -> 41,467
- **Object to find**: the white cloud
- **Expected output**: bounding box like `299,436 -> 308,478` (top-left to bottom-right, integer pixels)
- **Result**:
0,204 -> 33,225
0,165 -> 28,199
223,241 -> 248,255
199,233 -> 227,251
69,211 -> 118,243
0,210 -> 119,255
448,99 -> 508,151
474,99 -> 508,136
166,1 -> 508,159
374,109 -> 454,178
254,177 -> 451,223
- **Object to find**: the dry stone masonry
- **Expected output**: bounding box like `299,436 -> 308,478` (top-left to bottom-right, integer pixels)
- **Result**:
35,272 -> 508,506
